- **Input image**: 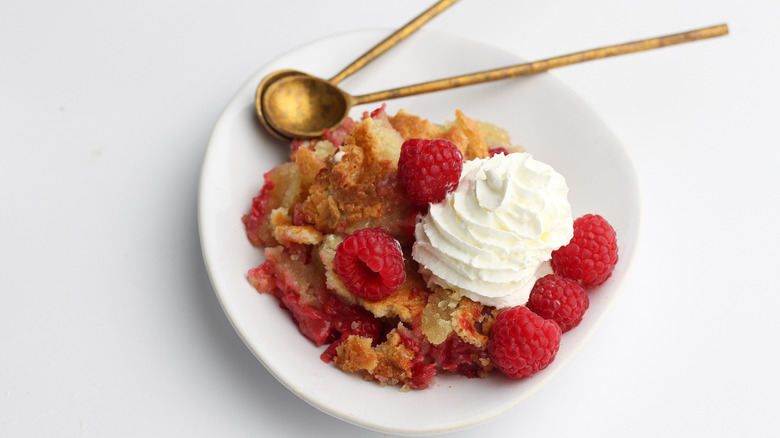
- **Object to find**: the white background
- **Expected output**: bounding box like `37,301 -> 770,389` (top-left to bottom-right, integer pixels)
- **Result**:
2,0 -> 778,436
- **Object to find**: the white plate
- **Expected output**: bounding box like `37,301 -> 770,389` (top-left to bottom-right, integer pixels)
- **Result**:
199,29 -> 641,435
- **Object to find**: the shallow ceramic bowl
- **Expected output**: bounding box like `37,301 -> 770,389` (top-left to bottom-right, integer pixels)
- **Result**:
199,29 -> 641,435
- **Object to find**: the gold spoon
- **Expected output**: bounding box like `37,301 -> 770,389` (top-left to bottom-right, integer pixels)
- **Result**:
255,0 -> 460,140
261,23 -> 728,141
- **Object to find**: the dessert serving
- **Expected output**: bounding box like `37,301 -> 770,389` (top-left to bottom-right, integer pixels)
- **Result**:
242,105 -> 618,390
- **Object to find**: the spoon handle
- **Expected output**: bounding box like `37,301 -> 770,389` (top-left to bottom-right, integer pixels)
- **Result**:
329,0 -> 459,84
351,23 -> 729,105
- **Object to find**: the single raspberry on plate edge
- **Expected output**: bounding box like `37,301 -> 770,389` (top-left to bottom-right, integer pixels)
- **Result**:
552,214 -> 618,286
398,138 -> 463,207
334,228 -> 406,301
527,274 -> 589,333
488,306 -> 561,379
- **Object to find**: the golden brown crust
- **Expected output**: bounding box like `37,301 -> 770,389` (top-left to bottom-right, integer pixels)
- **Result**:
274,225 -> 323,246
362,289 -> 425,323
334,336 -> 378,373
453,109 -> 490,160
301,119 -> 395,233
388,109 -> 441,140
292,145 -> 327,187
334,328 -> 416,387
388,108 -> 490,161
373,329 -> 416,380
270,207 -> 323,245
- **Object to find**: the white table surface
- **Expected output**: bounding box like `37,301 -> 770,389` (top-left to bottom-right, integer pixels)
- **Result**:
2,0 -> 778,436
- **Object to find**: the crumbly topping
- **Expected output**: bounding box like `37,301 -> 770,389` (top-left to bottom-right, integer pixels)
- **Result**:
451,297 -> 491,347
389,109 -> 491,160
334,335 -> 378,373
270,208 -> 323,245
421,288 -> 494,347
334,327 -> 417,388
301,117 -> 400,233
421,287 -> 460,345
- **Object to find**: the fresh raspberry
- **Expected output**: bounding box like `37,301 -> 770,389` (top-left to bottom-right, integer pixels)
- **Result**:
527,274 -> 589,333
398,138 -> 463,207
551,214 -> 618,286
334,228 -> 406,300
488,306 -> 561,379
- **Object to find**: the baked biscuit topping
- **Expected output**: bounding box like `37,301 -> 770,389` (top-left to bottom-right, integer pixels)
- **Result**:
244,106 -> 585,390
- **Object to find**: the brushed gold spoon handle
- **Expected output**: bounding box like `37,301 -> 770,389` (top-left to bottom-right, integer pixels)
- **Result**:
329,0 -> 460,84
351,23 -> 729,105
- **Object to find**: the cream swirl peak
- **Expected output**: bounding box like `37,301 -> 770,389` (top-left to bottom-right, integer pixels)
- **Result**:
412,152 -> 574,308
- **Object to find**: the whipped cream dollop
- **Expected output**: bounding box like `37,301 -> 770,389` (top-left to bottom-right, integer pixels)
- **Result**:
412,152 -> 574,308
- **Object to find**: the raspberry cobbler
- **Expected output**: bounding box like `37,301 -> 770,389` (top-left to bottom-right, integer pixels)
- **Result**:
244,106 -> 618,390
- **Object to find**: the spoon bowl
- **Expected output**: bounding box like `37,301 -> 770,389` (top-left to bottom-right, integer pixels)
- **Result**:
260,72 -> 350,139
254,70 -> 314,141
